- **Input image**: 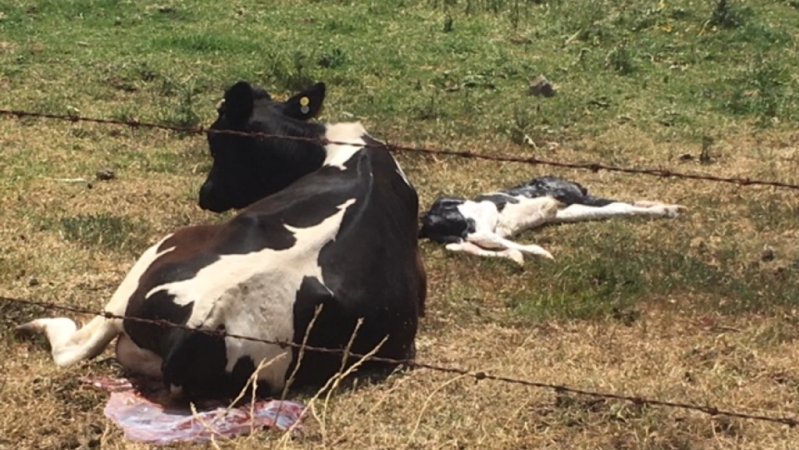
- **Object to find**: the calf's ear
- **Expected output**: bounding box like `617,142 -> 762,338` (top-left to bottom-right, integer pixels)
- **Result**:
283,82 -> 326,120
223,81 -> 255,125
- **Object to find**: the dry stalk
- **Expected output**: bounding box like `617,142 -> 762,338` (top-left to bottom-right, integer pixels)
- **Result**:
408,372 -> 472,443
320,318 -> 365,446
224,353 -> 286,414
189,401 -> 223,450
276,335 -> 388,448
329,369 -> 417,447
281,304 -> 324,400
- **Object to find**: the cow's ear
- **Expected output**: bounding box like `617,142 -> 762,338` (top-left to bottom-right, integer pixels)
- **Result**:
223,81 -> 254,124
283,82 -> 325,120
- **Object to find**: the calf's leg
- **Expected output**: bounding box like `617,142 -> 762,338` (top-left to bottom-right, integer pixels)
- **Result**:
445,241 -> 526,265
466,231 -> 554,260
553,202 -> 684,224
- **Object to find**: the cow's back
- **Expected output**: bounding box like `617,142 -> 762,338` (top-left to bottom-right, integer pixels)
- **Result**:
288,142 -> 425,385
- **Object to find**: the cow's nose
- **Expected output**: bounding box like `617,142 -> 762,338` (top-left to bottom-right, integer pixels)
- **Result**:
198,182 -> 221,212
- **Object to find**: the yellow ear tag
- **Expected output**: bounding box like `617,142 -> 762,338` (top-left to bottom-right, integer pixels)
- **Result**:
299,96 -> 310,114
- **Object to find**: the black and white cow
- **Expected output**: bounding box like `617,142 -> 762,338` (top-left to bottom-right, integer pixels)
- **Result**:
19,81 -> 426,398
420,176 -> 683,264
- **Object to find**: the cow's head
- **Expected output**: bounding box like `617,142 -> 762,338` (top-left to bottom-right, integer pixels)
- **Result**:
199,81 -> 327,212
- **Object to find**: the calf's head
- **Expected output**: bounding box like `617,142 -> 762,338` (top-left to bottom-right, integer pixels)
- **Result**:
199,81 -> 327,212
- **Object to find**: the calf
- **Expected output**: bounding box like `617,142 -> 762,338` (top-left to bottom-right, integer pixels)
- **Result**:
20,81 -> 426,398
420,176 -> 683,264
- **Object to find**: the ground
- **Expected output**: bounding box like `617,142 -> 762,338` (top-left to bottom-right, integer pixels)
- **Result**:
1,0 -> 799,448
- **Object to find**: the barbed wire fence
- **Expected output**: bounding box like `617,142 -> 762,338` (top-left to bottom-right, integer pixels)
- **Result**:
1,108 -> 799,430
2,108 -> 799,191
2,295 -> 798,428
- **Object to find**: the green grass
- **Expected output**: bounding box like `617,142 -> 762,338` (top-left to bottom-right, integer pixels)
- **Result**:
509,236 -> 799,322
2,1 -> 799,448
1,0 -> 797,139
57,213 -> 148,252
1,0 -> 797,317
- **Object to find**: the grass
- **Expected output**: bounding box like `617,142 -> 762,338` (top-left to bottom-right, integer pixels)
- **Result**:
57,213 -> 148,253
1,0 -> 799,448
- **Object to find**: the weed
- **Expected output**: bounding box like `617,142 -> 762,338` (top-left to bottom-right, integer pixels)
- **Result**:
443,15 -> 454,33
160,82 -> 202,129
700,135 -> 714,164
709,0 -> 745,29
267,50 -> 316,92
605,42 -> 636,76
723,57 -> 790,125
318,48 -> 349,69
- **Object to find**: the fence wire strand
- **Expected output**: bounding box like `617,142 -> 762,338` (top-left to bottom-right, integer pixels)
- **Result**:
2,108 -> 799,191
1,295 -> 797,428
2,108 -> 799,429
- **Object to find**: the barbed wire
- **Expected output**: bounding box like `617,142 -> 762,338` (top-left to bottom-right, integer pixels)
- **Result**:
2,294 -> 797,428
3,108 -> 799,428
2,108 -> 798,191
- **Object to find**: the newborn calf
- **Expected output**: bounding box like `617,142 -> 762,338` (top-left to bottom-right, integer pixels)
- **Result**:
419,176 -> 683,264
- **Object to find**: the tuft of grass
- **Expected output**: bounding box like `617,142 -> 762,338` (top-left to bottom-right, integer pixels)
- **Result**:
159,82 -> 202,129
605,41 -> 637,76
267,50 -> 318,92
506,222 -> 799,322
724,57 -> 792,125
709,0 -> 747,29
58,214 -> 147,252
507,245 -> 649,323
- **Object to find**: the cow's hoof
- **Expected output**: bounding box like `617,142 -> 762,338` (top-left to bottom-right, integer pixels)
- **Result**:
661,204 -> 686,218
503,249 -> 525,266
636,201 -> 685,218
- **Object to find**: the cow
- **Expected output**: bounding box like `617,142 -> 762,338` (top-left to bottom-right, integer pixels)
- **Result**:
420,176 -> 683,265
18,81 -> 426,399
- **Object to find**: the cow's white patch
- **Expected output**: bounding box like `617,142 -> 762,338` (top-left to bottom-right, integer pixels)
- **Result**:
323,122 -> 366,169
146,199 -> 357,390
17,235 -> 176,368
116,334 -> 163,378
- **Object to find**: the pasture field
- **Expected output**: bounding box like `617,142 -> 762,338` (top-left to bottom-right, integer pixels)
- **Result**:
1,0 -> 799,448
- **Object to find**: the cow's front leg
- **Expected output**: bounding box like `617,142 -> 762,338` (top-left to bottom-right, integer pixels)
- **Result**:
17,316 -> 122,367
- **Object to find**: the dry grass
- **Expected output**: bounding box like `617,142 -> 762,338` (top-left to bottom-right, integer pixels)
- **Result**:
1,117 -> 798,449
2,1 -> 799,447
